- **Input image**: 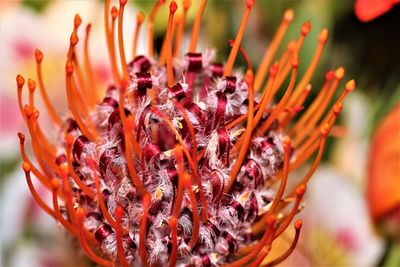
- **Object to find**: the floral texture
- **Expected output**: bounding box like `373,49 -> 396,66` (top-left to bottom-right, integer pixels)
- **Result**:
17,0 -> 355,266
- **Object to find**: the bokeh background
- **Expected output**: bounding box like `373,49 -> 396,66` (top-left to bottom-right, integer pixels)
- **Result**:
0,0 -> 399,266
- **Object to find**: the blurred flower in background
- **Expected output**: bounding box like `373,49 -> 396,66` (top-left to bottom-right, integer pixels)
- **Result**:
1,0 -> 399,266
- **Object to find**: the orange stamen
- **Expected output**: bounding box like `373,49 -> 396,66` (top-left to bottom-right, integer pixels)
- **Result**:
184,174 -> 200,249
76,208 -> 113,267
139,192 -> 151,265
89,159 -> 118,229
118,0 -> 129,79
168,216 -> 178,267
132,11 -> 145,59
50,179 -> 78,235
265,220 -> 303,267
224,69 -> 255,193
18,133 -> 52,190
257,55 -> 299,135
254,9 -> 294,91
83,24 -> 98,103
148,0 -> 166,58
105,0 -> 120,83
280,84 -> 312,128
59,165 -> 78,225
223,0 -> 254,76
22,162 -> 55,218
273,185 -> 305,238
286,29 -> 329,107
65,135 -> 96,199
115,205 -> 130,267
225,215 -> 276,267
34,50 -> 62,125
174,0 -> 191,57
65,61 -> 97,141
189,0 -> 207,53
166,1 -> 178,87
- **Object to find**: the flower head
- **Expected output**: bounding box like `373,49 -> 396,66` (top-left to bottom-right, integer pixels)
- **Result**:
17,0 -> 355,266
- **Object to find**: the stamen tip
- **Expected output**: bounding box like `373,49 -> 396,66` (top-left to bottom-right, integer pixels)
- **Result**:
170,1 -> 178,13
301,21 -> 311,35
270,62 -> 279,77
51,178 -> 60,190
325,70 -> 335,81
34,49 -> 43,62
319,28 -> 329,44
66,61 -> 74,75
345,79 -> 356,91
111,6 -> 118,19
16,74 -> 25,87
28,79 -> 36,91
24,105 -> 33,117
284,9 -> 294,22
18,132 -> 25,143
183,0 -> 191,10
321,123 -> 330,137
295,220 -> 303,230
291,54 -> 299,68
335,67 -> 345,80
296,184 -> 306,197
74,14 -> 82,28
137,11 -> 145,24
120,0 -> 127,6
246,0 -> 255,8
283,136 -> 291,147
305,84 -> 312,91
22,161 -> 31,172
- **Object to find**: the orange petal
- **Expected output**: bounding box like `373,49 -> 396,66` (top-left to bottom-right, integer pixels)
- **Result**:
367,104 -> 400,221
354,0 -> 399,22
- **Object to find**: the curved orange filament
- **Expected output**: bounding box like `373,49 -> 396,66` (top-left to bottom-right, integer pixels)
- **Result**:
18,133 -> 53,190
254,9 -> 294,92
252,63 -> 279,130
151,107 -> 208,221
224,215 -> 276,267
224,69 -> 254,193
223,1 -> 254,77
189,0 -> 207,53
89,159 -> 118,229
174,0 -> 191,57
274,22 -> 310,90
280,84 -> 312,128
115,205 -> 130,267
50,179 -> 78,235
168,216 -> 178,267
173,147 -> 186,217
34,50 -> 62,125
273,185 -> 305,238
175,101 -> 198,169
22,162 -> 55,218
286,29 -> 329,107
148,0 -> 166,58
258,56 -> 299,135
76,208 -> 113,267
65,62 -> 97,141
83,24 -> 98,103
118,0 -> 129,79
166,1 -> 178,87
59,166 -> 78,226
159,17 -> 178,65
105,0 -> 120,83
65,135 -> 96,199
185,175 -> 200,249
139,192 -> 151,265
292,70 -> 342,146
132,11 -> 145,59
16,75 -> 26,120
119,84 -> 142,156
265,220 -> 303,267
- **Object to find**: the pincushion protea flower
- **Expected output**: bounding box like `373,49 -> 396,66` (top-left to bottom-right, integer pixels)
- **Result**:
16,0 -> 355,266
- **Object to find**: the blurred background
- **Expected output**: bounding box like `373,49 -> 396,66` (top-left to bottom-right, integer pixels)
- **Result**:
0,0 -> 399,266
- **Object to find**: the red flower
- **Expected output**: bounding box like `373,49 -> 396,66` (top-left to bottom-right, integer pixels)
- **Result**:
17,0 -> 354,265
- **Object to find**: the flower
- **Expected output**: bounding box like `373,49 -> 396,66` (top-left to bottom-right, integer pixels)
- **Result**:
17,0 -> 355,266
